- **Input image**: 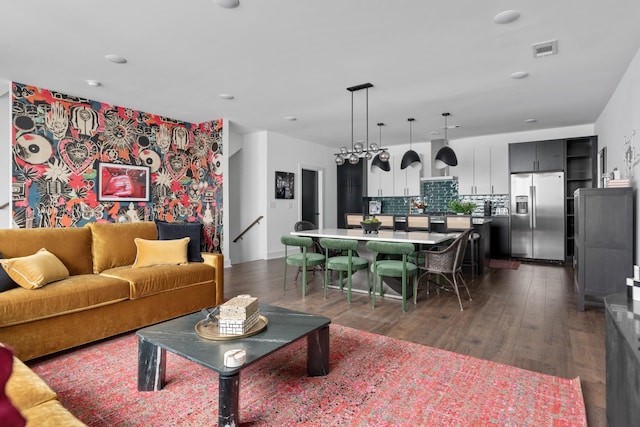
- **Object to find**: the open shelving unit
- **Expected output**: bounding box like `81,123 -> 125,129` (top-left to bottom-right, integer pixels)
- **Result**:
564,136 -> 597,262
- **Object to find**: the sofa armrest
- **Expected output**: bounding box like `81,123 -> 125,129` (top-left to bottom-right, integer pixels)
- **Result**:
201,252 -> 224,305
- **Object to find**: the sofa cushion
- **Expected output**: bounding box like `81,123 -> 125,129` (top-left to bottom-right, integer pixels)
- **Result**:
0,228 -> 93,276
6,353 -> 57,412
0,249 -> 69,290
101,263 -> 215,299
0,255 -> 18,293
132,238 -> 190,268
0,275 -> 130,327
156,221 -> 204,262
0,347 -> 26,427
86,222 -> 157,273
20,400 -> 86,427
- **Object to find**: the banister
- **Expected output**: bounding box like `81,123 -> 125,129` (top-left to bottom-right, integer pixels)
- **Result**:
233,215 -> 264,242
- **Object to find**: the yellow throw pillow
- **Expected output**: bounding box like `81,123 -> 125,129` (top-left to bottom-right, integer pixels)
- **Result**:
132,237 -> 190,268
0,248 -> 70,289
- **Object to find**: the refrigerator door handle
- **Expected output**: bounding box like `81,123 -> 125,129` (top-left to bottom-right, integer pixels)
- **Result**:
531,185 -> 536,228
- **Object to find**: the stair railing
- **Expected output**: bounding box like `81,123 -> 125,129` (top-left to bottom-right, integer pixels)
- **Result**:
233,215 -> 264,242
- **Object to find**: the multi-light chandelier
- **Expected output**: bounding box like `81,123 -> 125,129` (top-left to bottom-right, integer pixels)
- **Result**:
334,83 -> 389,166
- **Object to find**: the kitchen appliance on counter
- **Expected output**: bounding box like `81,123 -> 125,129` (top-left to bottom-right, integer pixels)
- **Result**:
483,200 -> 492,216
510,172 -> 565,261
369,200 -> 381,215
495,207 -> 509,216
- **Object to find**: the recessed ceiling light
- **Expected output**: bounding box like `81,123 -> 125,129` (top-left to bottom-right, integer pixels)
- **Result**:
86,80 -> 101,87
510,71 -> 529,79
430,131 -> 440,135
105,54 -> 127,64
493,10 -> 520,24
284,116 -> 297,121
524,118 -> 537,123
218,93 -> 234,100
214,0 -> 239,8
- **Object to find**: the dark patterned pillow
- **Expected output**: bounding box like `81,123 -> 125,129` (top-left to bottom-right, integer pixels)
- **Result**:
0,254 -> 18,293
155,221 -> 204,262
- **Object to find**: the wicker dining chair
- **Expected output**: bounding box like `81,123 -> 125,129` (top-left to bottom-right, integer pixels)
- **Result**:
414,229 -> 473,311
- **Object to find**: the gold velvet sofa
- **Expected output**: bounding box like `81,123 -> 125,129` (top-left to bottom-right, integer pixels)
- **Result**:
0,222 -> 224,361
4,346 -> 86,426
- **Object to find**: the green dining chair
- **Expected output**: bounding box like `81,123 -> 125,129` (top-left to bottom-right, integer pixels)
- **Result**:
319,238 -> 369,303
366,241 -> 417,312
281,235 -> 325,297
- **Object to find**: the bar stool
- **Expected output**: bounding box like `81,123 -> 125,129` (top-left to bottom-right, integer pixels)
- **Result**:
444,215 -> 480,278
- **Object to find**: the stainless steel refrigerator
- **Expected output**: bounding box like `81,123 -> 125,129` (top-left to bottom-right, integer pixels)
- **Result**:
510,172 -> 565,261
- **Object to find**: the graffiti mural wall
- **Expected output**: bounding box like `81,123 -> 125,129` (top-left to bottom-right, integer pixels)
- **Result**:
10,82 -> 223,253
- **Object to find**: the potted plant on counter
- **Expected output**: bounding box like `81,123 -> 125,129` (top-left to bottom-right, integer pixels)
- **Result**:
447,200 -> 477,215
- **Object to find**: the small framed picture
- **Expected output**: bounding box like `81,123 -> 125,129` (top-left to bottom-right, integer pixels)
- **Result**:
98,162 -> 150,202
275,171 -> 294,199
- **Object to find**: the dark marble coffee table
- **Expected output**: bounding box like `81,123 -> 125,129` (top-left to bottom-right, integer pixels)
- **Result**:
136,303 -> 331,427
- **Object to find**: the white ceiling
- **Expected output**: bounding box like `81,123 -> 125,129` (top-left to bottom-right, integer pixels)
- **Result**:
2,0 -> 640,149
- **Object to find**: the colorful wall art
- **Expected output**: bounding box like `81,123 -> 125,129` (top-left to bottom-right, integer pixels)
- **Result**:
10,82 -> 223,253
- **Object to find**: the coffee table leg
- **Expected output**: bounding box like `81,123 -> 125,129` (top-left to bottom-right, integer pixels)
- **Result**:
137,338 -> 166,391
219,373 -> 240,427
307,325 -> 330,376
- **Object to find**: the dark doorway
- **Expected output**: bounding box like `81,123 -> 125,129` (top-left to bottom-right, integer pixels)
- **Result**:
302,169 -> 319,227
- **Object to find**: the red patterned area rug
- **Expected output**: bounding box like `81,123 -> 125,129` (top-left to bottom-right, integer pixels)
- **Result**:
489,258 -> 522,270
29,325 -> 585,426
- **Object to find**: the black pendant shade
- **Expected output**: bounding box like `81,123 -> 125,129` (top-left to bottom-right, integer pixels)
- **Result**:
400,150 -> 421,169
371,154 -> 391,171
434,146 -> 458,169
400,117 -> 421,169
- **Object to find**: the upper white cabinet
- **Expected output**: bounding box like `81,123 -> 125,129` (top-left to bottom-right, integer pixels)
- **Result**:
490,143 -> 508,194
393,155 -> 422,196
367,149 -> 423,197
367,157 -> 394,197
454,142 -> 508,195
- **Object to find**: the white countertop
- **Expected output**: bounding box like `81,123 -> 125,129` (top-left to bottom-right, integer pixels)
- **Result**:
292,228 -> 459,245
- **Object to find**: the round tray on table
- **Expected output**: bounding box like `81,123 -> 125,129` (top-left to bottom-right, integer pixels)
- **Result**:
195,315 -> 268,341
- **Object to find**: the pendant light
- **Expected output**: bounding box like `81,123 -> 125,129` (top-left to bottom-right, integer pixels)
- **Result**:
334,83 -> 388,166
434,112 -> 458,169
371,123 -> 391,171
400,117 -> 421,169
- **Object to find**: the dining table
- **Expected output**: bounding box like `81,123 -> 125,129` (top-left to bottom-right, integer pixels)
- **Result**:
291,228 -> 458,245
290,228 -> 459,298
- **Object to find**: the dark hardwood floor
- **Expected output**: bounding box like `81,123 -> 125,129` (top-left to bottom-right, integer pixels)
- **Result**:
225,259 -> 606,426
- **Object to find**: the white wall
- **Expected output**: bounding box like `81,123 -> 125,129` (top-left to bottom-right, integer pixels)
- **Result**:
0,82 -> 11,228
595,45 -> 640,264
226,129 -> 336,264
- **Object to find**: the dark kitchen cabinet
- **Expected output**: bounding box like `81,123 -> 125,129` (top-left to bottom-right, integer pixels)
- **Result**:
489,216 -> 510,259
574,187 -> 633,311
509,139 -> 564,172
564,136 -> 597,262
337,162 -> 366,228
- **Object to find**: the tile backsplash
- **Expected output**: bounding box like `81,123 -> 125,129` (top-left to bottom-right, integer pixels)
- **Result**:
369,178 -> 509,216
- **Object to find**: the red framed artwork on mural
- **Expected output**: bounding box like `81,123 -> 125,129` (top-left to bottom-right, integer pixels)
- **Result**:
97,163 -> 150,202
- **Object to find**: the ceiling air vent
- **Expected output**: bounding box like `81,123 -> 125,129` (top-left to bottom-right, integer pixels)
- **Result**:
532,40 -> 558,58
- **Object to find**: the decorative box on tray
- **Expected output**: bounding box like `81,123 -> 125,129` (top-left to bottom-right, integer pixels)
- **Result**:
218,294 -> 259,335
